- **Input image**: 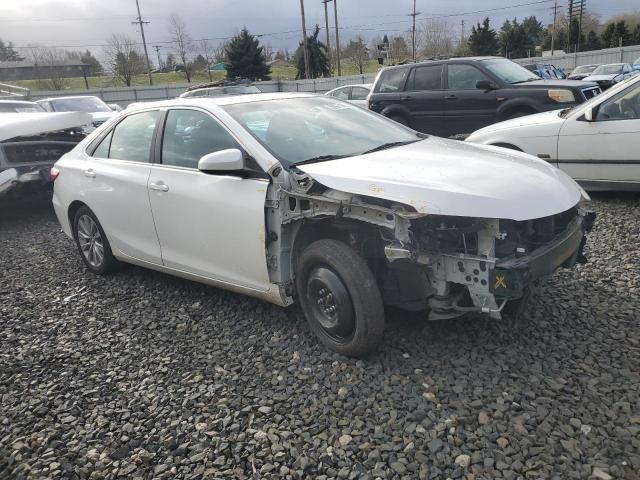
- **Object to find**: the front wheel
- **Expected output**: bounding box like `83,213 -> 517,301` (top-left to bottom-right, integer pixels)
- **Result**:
296,239 -> 384,357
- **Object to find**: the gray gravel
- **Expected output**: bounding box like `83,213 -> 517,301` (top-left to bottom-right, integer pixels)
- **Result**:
1,195 -> 639,480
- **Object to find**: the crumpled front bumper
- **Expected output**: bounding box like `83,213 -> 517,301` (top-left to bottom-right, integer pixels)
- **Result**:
490,211 -> 595,299
0,165 -> 54,198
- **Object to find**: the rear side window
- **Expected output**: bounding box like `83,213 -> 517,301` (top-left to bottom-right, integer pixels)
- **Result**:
108,110 -> 160,163
351,86 -> 369,100
374,68 -> 409,93
407,65 -> 443,91
92,130 -> 113,158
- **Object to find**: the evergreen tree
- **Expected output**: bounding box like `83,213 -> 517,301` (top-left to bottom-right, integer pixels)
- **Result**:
499,19 -> 530,58
584,30 -> 602,51
468,18 -> 498,56
224,28 -> 271,80
80,50 -> 103,76
601,23 -> 617,48
0,39 -> 23,62
614,21 -> 633,46
633,24 -> 640,45
294,25 -> 330,79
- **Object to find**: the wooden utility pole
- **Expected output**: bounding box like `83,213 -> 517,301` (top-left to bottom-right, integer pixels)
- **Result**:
322,0 -> 332,71
408,0 -> 421,61
333,0 -> 341,76
132,0 -> 153,85
299,0 -> 310,79
551,0 -> 558,55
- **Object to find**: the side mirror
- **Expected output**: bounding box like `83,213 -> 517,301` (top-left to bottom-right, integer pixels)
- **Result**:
198,149 -> 245,172
583,107 -> 594,122
476,80 -> 494,91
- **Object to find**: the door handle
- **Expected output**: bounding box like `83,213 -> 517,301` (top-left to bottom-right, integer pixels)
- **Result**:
445,95 -> 458,100
401,95 -> 412,100
84,169 -> 96,178
149,181 -> 169,192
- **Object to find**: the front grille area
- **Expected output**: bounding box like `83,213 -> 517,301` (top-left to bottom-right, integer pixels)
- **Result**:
496,207 -> 577,258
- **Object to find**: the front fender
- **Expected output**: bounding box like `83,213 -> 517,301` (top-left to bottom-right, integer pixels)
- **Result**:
497,99 -> 540,120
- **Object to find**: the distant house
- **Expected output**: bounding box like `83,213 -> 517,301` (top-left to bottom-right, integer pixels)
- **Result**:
208,63 -> 227,72
0,60 -> 89,81
267,59 -> 291,68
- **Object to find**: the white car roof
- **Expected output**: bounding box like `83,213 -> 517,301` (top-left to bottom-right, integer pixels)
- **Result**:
36,95 -> 103,102
0,99 -> 39,105
126,92 -> 319,112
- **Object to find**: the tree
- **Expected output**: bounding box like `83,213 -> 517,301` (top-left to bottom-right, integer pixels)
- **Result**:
416,18 -> 455,58
633,24 -> 640,44
389,36 -> 409,63
521,16 -> 544,48
584,30 -> 602,51
344,36 -> 368,74
293,25 -> 329,79
80,50 -> 103,76
601,22 -> 617,48
104,35 -> 145,86
468,18 -> 499,56
199,39 -> 216,80
25,46 -> 68,90
225,28 -> 271,80
167,13 -> 194,82
0,39 -> 22,62
614,20 -> 633,46
165,53 -> 176,71
499,17 -> 542,58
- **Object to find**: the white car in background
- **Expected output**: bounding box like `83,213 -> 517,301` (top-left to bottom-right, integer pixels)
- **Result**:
36,96 -> 117,131
466,74 -> 640,190
324,84 -> 372,108
51,93 -> 592,356
0,100 -> 47,113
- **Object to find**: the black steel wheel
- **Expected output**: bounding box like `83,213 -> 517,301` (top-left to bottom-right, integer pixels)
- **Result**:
296,239 -> 384,357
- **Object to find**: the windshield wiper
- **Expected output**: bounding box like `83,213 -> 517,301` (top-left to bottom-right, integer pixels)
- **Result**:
361,140 -> 419,155
295,154 -> 350,166
511,78 -> 540,84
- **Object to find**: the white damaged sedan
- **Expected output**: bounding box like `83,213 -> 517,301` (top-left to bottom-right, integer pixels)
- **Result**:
51,93 -> 594,356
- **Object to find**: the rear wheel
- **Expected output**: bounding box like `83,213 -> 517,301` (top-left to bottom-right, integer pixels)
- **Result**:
73,206 -> 117,275
388,114 -> 410,127
296,239 -> 384,357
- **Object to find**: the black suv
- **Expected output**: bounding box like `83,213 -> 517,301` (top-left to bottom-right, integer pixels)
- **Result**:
368,57 -> 601,137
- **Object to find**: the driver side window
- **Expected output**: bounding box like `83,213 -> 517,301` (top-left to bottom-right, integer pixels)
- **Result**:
161,109 -> 241,169
595,82 -> 640,121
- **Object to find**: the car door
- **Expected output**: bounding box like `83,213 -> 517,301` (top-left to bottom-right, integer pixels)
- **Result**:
444,63 -> 498,135
147,108 -> 271,291
557,80 -> 640,186
350,86 -> 370,108
402,64 -> 445,135
81,110 -> 163,264
327,86 -> 351,102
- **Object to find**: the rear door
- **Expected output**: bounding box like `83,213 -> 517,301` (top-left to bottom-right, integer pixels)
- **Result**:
443,63 -> 498,135
402,64 -> 445,135
81,110 -> 162,264
350,86 -> 370,108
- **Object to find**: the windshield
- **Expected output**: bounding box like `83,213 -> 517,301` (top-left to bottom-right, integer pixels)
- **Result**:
572,65 -> 597,74
223,85 -> 261,95
592,64 -> 623,75
0,102 -> 46,113
50,97 -> 112,113
482,58 -> 540,84
223,97 -> 420,167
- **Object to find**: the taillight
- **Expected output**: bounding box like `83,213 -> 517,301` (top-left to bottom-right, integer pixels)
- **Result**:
50,166 -> 60,181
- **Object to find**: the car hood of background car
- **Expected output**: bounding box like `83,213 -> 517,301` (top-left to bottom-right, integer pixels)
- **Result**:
518,79 -> 596,88
90,111 -> 117,122
297,137 -> 581,221
583,74 -> 618,82
0,112 -> 92,142
466,109 -> 565,140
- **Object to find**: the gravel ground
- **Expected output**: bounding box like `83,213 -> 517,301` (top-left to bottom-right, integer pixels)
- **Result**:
1,195 -> 639,480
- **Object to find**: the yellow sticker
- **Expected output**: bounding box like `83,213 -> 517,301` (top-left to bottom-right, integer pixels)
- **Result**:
495,275 -> 507,289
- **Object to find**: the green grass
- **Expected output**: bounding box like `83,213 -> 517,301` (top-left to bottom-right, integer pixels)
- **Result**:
5,61 -> 381,92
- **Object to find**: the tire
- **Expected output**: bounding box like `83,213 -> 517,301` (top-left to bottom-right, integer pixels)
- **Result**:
388,114 -> 410,127
296,239 -> 384,357
73,206 -> 117,275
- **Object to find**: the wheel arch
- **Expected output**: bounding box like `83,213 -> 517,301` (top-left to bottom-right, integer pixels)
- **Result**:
497,100 -> 539,121
68,200 -> 89,239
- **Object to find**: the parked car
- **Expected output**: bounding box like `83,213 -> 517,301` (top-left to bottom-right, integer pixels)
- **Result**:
368,57 -> 601,137
568,64 -> 599,80
583,63 -> 636,90
107,103 -> 123,112
0,100 -> 47,113
36,96 -> 117,131
0,112 -> 90,198
51,93 -> 593,356
324,84 -> 372,108
633,57 -> 640,73
180,80 -> 261,98
523,63 -> 567,80
466,75 -> 640,191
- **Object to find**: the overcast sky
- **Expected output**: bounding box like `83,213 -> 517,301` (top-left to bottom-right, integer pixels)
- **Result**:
0,0 -> 638,59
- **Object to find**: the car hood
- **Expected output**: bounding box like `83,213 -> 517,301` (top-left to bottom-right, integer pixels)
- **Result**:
517,79 -> 596,88
568,74 -> 588,80
297,137 -> 581,221
583,74 -> 618,82
466,109 -> 565,140
90,111 -> 117,122
0,112 -> 92,142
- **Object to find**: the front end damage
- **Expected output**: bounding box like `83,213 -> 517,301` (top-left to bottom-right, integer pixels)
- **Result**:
265,168 -> 594,320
